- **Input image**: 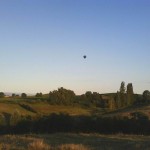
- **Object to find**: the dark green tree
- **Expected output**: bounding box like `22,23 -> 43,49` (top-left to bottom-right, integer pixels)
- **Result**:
12,93 -> 16,98
119,82 -> 126,107
127,83 -> 134,105
0,92 -> 5,98
49,87 -> 75,105
120,81 -> 126,94
92,92 -> 102,107
143,90 -> 150,103
35,92 -> 43,97
21,93 -> 27,98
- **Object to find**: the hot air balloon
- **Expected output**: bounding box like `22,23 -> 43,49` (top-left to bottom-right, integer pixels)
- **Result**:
83,55 -> 86,59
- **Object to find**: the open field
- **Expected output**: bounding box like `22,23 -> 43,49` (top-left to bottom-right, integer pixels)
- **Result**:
0,133 -> 150,150
0,99 -> 90,116
1,97 -> 150,119
0,98 -> 106,117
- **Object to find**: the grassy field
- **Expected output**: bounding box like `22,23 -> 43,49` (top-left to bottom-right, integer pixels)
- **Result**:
1,97 -> 150,118
0,98 -> 104,117
0,133 -> 150,150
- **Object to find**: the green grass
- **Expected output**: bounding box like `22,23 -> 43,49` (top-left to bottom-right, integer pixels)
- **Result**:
1,97 -> 150,119
0,98 -> 101,117
0,133 -> 150,150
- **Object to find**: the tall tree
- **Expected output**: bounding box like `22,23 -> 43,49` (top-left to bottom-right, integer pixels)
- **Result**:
127,83 -> 134,105
120,81 -> 126,94
119,81 -> 126,107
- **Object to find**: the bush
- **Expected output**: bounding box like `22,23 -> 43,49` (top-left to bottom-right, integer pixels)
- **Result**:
19,104 -> 37,113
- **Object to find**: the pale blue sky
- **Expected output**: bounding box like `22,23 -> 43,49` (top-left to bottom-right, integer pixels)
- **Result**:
0,0 -> 150,94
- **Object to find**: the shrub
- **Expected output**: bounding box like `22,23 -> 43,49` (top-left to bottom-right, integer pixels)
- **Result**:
19,104 -> 37,113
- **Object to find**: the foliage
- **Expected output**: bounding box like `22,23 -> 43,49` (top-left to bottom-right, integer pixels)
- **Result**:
12,93 -> 16,98
0,92 -> 5,98
0,112 -> 150,135
143,90 -> 150,102
21,93 -> 27,98
127,83 -> 135,105
10,109 -> 21,126
77,92 -> 104,108
36,92 -> 43,97
19,103 -> 37,113
49,87 -> 75,105
120,82 -> 126,94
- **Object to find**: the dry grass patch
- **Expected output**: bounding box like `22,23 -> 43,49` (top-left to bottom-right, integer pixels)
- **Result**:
28,139 -> 50,150
1,133 -> 150,150
28,141 -> 90,150
56,144 -> 90,150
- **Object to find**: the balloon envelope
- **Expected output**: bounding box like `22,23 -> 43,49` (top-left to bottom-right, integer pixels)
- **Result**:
83,55 -> 86,59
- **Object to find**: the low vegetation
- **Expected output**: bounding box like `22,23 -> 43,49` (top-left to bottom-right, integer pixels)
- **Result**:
0,81 -> 150,149
0,133 -> 150,150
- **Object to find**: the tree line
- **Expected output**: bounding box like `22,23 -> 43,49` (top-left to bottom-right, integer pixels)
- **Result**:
0,112 -> 150,135
0,82 -> 150,109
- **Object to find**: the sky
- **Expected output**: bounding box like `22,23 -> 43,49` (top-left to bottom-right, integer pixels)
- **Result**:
0,0 -> 150,95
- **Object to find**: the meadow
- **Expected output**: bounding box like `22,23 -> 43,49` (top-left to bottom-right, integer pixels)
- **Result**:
0,98 -> 91,116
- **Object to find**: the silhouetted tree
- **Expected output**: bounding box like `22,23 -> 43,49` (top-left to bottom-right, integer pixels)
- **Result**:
143,90 -> 150,103
127,83 -> 135,105
92,92 -> 102,107
120,81 -> 126,94
119,82 -> 126,107
85,91 -> 93,104
12,93 -> 16,98
0,92 -> 5,98
35,92 -> 43,97
21,93 -> 27,98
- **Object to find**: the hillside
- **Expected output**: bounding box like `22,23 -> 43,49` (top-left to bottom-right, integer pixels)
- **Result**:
1,97 -> 150,135
0,89 -> 149,119
0,96 -> 150,119
103,104 -> 150,119
0,98 -> 105,117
